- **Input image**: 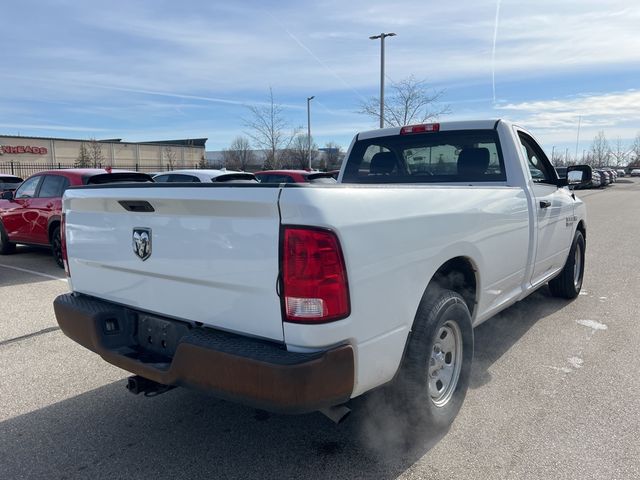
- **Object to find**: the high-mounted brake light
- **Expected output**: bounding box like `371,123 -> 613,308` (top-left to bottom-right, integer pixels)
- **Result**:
281,227 -> 350,323
400,123 -> 440,135
61,213 -> 69,277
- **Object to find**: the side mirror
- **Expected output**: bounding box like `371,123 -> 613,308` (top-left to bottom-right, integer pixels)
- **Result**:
1,190 -> 14,200
565,165 -> 592,188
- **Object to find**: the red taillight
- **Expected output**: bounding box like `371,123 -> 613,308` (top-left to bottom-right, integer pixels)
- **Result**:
61,213 -> 69,277
400,123 -> 440,135
281,227 -> 350,323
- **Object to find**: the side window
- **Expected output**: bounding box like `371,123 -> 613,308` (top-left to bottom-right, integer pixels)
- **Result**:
153,175 -> 169,182
14,176 -> 42,199
518,133 -> 555,183
38,175 -> 69,198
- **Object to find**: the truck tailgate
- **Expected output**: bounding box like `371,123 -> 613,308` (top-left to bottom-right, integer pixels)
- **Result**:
63,185 -> 284,342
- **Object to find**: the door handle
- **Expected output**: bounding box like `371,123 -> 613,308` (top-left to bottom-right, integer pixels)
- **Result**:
46,203 -> 54,208
539,200 -> 551,209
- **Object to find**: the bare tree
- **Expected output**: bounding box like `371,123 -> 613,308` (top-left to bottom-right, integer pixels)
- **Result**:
163,146 -> 177,170
197,154 -> 208,169
588,131 -> 610,167
322,142 -> 343,171
244,88 -> 297,168
609,137 -> 628,167
87,139 -> 104,167
286,134 -> 317,170
628,133 -> 640,167
75,142 -> 91,167
222,136 -> 256,171
359,75 -> 450,127
551,150 -> 566,167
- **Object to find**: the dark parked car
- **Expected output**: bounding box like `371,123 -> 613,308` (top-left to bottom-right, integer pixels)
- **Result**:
585,170 -> 601,189
0,175 -> 23,194
0,169 -> 153,267
594,169 -> 609,187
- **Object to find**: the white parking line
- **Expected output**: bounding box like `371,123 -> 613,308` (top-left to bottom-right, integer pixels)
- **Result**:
0,264 -> 67,282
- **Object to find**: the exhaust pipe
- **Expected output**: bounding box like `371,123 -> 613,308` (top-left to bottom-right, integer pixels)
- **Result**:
319,404 -> 351,424
126,375 -> 174,397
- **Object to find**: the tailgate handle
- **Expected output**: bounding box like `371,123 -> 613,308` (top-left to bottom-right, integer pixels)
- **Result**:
118,200 -> 155,212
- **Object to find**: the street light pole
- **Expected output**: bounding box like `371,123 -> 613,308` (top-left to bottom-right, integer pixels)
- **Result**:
307,95 -> 315,170
369,32 -> 396,128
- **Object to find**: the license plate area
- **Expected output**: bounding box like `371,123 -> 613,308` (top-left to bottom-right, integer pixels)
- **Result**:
136,314 -> 191,358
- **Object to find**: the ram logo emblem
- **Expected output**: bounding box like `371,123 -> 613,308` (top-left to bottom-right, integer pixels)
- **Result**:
132,228 -> 152,261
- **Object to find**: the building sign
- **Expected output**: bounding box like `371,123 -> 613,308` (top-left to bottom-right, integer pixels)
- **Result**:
0,145 -> 48,155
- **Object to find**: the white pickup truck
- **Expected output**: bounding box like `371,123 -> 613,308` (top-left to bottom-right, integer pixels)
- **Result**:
54,119 -> 589,428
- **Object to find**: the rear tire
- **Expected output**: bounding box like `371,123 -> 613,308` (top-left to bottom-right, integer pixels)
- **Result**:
392,288 -> 474,432
51,226 -> 64,268
0,222 -> 16,255
548,230 -> 585,299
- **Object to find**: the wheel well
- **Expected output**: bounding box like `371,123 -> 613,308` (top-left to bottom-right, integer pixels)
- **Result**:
576,221 -> 586,240
430,257 -> 477,317
48,221 -> 60,242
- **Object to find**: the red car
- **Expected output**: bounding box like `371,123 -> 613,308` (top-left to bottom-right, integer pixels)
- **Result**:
254,169 -> 337,184
0,169 -> 153,267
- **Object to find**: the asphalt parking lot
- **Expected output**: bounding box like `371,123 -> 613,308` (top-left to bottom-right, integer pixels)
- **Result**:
1,179 -> 639,480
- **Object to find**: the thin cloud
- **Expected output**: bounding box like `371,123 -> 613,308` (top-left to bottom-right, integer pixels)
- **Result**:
498,90 -> 640,129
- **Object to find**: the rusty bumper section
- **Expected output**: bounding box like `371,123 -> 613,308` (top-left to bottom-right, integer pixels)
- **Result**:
53,293 -> 354,413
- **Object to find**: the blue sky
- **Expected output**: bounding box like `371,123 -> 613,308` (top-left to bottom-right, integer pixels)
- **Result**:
2,0 -> 639,158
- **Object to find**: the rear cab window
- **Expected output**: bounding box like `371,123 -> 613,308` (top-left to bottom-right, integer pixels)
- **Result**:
342,130 -> 506,184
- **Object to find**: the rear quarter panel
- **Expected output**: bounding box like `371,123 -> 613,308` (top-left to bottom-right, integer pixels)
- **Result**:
278,184 -> 530,396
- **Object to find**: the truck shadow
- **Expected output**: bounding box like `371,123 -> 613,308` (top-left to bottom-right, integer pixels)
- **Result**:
0,382 -> 444,480
470,286 -> 569,389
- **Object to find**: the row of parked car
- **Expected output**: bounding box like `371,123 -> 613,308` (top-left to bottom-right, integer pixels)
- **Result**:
0,168 -> 338,268
555,166 -> 640,189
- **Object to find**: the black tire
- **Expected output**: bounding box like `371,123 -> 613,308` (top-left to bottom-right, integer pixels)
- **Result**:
51,226 -> 64,268
548,230 -> 585,299
0,222 -> 16,255
392,288 -> 474,432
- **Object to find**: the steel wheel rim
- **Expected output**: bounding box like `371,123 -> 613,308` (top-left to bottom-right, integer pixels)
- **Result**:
573,242 -> 582,289
428,320 -> 463,408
